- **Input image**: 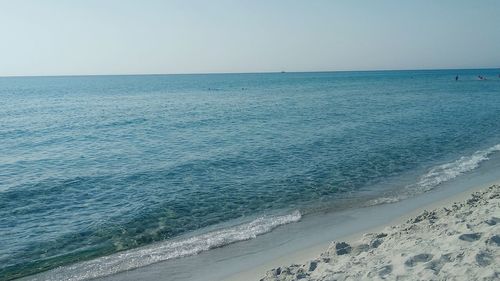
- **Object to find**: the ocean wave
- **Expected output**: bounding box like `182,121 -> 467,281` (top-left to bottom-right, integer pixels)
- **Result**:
25,211 -> 301,281
367,143 -> 500,206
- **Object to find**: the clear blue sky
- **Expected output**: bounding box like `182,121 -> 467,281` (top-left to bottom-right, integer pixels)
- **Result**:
1,0 -> 499,76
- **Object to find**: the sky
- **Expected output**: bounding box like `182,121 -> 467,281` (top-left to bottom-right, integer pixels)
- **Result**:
1,0 -> 499,76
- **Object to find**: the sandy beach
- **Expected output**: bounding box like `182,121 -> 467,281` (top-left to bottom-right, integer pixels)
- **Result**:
255,184 -> 500,281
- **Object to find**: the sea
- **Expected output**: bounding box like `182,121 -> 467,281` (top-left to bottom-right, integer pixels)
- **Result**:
1,69 -> 500,281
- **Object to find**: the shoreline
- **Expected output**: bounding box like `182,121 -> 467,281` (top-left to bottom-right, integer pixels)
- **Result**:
231,181 -> 500,281
93,169 -> 500,281
21,154 -> 500,281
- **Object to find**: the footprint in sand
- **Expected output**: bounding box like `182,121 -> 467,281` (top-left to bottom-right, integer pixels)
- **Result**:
486,235 -> 500,246
475,251 -> 493,267
404,253 -> 433,267
484,217 -> 500,226
378,265 -> 393,277
424,254 -> 452,274
458,233 -> 481,242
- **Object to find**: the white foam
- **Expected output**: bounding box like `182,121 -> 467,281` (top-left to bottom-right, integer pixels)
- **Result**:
25,211 -> 301,281
367,143 -> 500,206
415,143 -> 500,191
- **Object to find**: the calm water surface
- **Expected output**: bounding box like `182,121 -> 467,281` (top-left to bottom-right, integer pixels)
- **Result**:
1,69 -> 500,280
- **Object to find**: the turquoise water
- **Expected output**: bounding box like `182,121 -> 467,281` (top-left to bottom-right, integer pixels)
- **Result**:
1,69 -> 500,280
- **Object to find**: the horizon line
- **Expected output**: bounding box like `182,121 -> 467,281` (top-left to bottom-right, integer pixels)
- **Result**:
1,66 -> 499,79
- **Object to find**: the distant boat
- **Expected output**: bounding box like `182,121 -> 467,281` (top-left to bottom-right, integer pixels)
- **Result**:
281,71 -> 286,73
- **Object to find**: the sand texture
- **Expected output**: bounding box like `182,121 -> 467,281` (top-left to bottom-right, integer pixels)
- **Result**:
260,185 -> 500,281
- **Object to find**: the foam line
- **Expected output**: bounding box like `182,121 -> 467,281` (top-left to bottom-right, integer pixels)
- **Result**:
26,211 -> 301,281
367,143 -> 500,206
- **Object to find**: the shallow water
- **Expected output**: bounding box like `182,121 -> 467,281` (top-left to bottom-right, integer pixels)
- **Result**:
1,69 -> 500,280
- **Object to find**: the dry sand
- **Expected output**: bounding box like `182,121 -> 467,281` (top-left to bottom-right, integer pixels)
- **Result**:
258,185 -> 500,281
